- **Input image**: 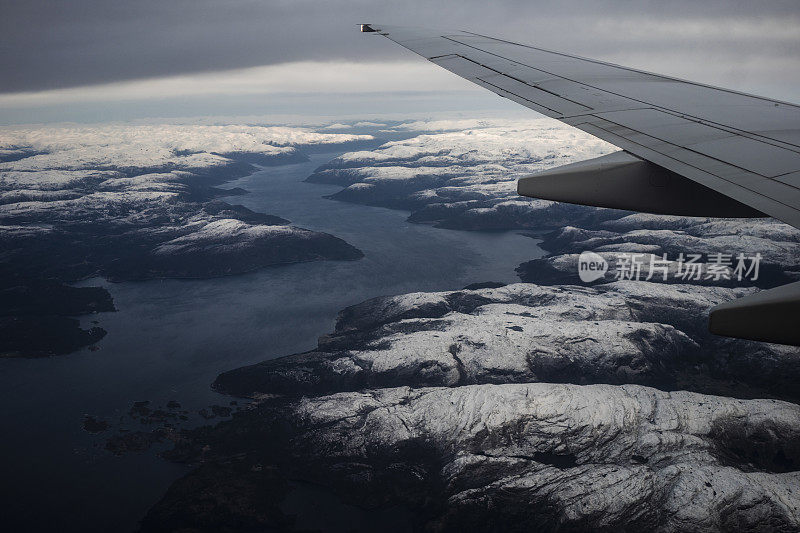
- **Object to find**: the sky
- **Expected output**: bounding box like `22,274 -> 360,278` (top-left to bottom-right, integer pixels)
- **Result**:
1,0 -> 799,124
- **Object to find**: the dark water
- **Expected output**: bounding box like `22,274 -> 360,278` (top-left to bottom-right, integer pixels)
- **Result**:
0,152 -> 544,532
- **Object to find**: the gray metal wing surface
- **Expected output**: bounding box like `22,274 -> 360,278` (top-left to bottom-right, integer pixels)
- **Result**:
361,24 -> 800,345
362,24 -> 800,229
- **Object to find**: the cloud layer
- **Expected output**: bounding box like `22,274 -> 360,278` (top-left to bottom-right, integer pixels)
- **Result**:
2,0 -> 798,103
0,61 -> 479,108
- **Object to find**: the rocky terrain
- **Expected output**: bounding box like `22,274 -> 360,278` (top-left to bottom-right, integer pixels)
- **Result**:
145,382 -> 800,532
149,279 -> 800,532
213,281 -> 800,402
0,123 -> 372,356
518,214 -> 800,289
309,118 -> 800,288
281,383 -> 800,532
308,118 -> 618,230
4,117 -> 795,530
134,117 -> 800,532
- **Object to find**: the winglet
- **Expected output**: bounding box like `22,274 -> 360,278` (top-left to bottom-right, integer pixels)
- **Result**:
360,24 -> 377,33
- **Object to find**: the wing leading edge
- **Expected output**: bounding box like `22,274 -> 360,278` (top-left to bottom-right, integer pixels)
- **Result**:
361,23 -> 800,345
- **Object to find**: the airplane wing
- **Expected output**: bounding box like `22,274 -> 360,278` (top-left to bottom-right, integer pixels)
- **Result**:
360,24 -> 800,346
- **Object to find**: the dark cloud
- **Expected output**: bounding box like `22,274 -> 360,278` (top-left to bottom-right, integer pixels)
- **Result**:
1,0 -> 799,94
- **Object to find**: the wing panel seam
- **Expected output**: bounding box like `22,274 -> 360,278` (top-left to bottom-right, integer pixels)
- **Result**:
443,35 -> 800,152
593,115 -> 800,180
458,31 -> 800,111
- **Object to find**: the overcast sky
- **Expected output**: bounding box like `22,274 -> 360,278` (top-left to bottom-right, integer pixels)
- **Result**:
1,1 -> 798,123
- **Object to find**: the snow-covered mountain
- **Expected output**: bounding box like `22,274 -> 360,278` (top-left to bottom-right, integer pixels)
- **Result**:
141,118 -> 800,533
308,118 -> 616,229
0,122 -> 370,357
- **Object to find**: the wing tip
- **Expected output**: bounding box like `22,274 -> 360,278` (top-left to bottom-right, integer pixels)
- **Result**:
360,23 -> 377,33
